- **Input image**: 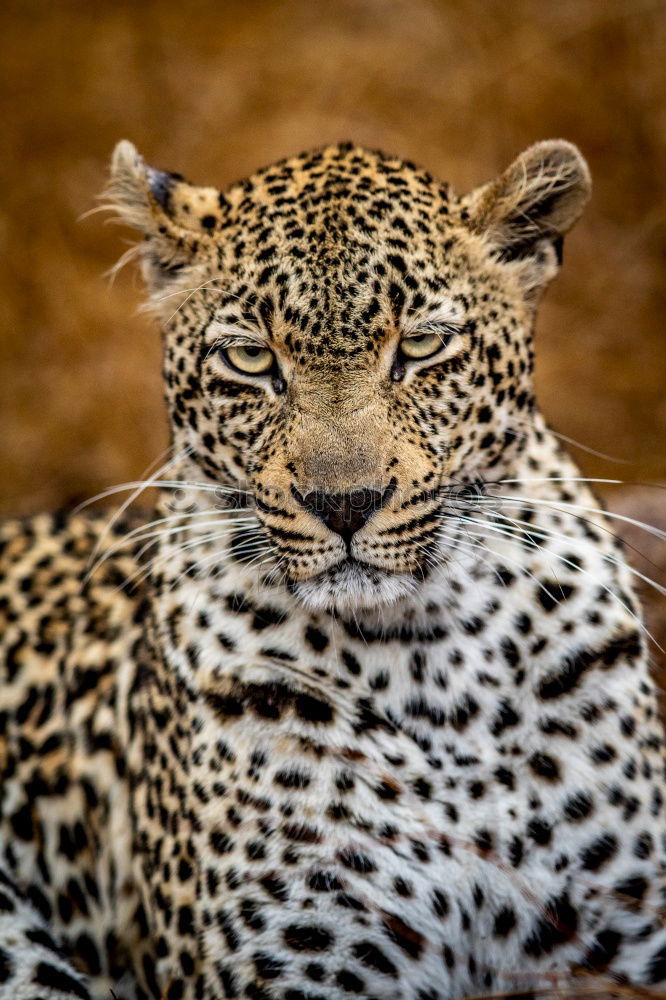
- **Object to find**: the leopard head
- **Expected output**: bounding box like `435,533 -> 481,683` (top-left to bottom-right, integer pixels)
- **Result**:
107,140 -> 590,611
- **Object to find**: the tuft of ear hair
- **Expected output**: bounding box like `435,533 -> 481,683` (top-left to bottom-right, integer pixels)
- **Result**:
463,140 -> 591,298
103,141 -> 223,293
107,141 -> 159,235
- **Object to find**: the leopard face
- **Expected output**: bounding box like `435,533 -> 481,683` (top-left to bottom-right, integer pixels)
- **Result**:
108,140 -> 590,610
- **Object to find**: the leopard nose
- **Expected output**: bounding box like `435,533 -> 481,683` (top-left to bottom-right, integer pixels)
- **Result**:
294,485 -> 395,543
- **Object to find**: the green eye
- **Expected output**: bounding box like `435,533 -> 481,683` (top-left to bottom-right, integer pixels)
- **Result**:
399,332 -> 445,360
223,344 -> 275,375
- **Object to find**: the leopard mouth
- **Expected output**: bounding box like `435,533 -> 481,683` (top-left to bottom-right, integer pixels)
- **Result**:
289,556 -> 422,612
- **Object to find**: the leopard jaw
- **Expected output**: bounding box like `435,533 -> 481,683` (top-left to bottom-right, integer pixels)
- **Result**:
290,558 -> 421,612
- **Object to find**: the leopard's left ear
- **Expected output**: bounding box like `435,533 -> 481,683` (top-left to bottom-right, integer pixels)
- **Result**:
461,140 -> 591,299
104,141 -> 227,292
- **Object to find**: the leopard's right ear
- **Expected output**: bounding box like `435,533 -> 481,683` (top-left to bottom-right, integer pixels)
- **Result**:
105,141 -> 226,291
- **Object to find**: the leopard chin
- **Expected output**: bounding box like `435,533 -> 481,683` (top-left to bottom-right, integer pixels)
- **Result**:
291,558 -> 421,612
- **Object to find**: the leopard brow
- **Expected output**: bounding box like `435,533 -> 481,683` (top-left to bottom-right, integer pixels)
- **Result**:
204,322 -> 268,359
402,301 -> 465,336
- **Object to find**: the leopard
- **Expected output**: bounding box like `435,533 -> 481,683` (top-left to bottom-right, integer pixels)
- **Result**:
1,136 -> 666,1000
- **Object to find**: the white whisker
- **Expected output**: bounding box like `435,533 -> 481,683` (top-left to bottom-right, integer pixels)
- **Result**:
475,493 -> 666,543
85,512 -> 258,581
84,448 -> 193,572
476,507 -> 666,601
450,511 -> 662,650
507,417 -> 633,464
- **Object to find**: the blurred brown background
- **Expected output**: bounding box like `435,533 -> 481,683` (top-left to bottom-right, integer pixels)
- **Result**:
0,0 -> 664,641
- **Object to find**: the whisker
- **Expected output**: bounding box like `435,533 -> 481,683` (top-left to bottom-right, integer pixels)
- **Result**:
453,513 -> 662,650
465,490 -> 666,581
167,545 -> 274,593
494,476 -> 650,488
84,447 -> 193,572
148,276 -> 231,306
86,511 -> 258,580
476,493 -> 666,543
115,523 -> 264,592
75,479 -> 248,509
507,416 -> 633,464
479,506 -> 666,600
91,512 -> 256,580
161,278 -> 246,324
435,529 -> 516,591
149,526 -> 263,567
437,524 -> 558,607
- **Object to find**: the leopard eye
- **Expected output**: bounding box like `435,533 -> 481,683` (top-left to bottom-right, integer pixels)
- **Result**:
223,344 -> 275,375
399,331 -> 445,360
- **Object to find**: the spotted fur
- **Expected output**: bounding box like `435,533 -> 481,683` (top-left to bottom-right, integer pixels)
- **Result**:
1,140 -> 665,999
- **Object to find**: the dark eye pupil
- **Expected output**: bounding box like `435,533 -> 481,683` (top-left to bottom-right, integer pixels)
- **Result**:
244,346 -> 261,357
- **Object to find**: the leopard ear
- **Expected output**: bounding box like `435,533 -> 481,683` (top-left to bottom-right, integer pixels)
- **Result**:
105,141 -> 226,291
462,140 -> 591,298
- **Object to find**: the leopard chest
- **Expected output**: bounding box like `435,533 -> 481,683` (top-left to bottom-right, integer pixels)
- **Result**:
178,683 -> 591,999
131,662 -> 584,997
135,551 -> 661,997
